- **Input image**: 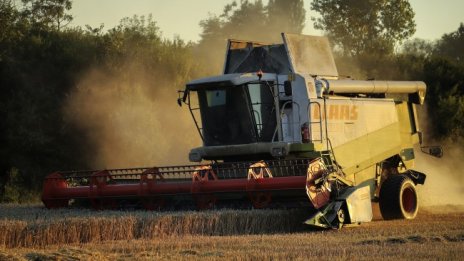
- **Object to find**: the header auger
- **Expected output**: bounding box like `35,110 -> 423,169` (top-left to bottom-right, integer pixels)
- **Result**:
42,33 -> 442,228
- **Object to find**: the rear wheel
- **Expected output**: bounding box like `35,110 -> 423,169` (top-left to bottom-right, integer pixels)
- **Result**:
379,175 -> 418,220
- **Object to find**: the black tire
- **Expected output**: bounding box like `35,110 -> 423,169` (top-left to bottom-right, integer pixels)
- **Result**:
379,175 -> 418,220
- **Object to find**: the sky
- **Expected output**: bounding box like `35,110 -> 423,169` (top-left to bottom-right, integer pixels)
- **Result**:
69,0 -> 464,43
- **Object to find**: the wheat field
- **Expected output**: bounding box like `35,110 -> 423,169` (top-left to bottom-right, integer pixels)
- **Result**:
0,204 -> 463,260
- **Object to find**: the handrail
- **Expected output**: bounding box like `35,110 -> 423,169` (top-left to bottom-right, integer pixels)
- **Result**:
188,92 -> 204,142
307,101 -> 323,143
272,101 -> 301,142
252,109 -> 263,133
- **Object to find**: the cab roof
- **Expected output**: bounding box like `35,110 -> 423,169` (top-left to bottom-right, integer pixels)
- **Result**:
186,72 -> 277,90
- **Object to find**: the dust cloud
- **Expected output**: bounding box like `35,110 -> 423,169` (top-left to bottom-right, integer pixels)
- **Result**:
414,105 -> 464,209
65,68 -> 201,169
415,142 -> 464,207
63,3 -> 299,169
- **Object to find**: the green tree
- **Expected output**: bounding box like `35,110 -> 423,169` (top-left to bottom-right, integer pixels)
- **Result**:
392,38 -> 433,80
434,23 -> 464,65
20,0 -> 73,30
197,0 -> 306,76
267,0 -> 305,34
0,0 -> 22,198
311,0 -> 416,57
423,58 -> 464,139
420,24 -> 464,139
0,0 -> 17,42
0,0 -> 204,201
0,0 -> 99,200
401,38 -> 434,58
389,26 -> 464,140
101,14 -> 196,87
0,0 -> 25,61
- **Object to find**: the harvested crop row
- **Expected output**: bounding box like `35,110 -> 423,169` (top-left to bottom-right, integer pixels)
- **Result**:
0,204 -> 307,248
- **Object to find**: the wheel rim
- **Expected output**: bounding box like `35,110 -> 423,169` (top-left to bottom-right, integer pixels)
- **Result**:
402,185 -> 417,215
336,208 -> 345,229
337,209 -> 345,224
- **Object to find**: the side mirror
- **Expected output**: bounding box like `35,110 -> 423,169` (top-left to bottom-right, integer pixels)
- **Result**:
284,81 -> 292,96
177,90 -> 188,107
421,146 -> 443,158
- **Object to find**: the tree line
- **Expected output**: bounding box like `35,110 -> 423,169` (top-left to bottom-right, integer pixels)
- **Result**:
0,0 -> 462,202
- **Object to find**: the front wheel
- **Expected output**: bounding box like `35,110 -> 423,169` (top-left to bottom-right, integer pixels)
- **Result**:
334,207 -> 346,229
379,175 -> 418,220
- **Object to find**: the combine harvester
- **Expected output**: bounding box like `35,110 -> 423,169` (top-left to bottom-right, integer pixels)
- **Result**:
42,33 -> 442,228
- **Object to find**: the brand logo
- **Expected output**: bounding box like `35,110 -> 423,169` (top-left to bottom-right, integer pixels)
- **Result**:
312,104 -> 358,120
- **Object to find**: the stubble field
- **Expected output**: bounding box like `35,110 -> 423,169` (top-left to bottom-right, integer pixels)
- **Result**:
0,204 -> 463,260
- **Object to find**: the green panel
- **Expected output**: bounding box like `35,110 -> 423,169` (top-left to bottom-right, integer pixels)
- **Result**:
289,142 -> 324,158
332,123 -> 401,175
367,122 -> 402,163
289,143 -> 316,152
352,167 -> 377,198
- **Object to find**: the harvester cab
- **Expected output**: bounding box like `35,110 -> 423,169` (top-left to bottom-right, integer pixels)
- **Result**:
43,33 -> 439,229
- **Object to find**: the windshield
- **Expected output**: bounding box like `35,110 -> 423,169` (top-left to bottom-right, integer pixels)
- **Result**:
195,82 -> 276,146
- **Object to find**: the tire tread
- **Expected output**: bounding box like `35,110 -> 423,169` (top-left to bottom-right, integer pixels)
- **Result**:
379,175 -> 414,220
